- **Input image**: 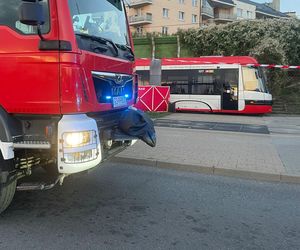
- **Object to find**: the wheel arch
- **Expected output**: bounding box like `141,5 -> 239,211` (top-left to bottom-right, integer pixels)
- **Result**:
0,106 -> 22,160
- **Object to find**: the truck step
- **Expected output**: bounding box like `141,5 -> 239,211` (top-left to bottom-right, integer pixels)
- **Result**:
17,182 -> 50,191
16,174 -> 65,191
13,141 -> 51,149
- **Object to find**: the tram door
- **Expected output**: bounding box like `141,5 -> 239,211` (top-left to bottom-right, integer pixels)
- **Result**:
219,69 -> 239,110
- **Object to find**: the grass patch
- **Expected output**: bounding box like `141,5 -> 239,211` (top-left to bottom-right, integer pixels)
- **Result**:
146,112 -> 171,119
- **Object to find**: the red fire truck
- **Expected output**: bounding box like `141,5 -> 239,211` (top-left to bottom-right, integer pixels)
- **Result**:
0,0 -> 155,214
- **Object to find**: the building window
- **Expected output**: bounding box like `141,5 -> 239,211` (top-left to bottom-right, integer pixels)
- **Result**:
162,26 -> 168,35
202,0 -> 209,7
136,26 -> 143,35
192,14 -> 197,23
247,11 -> 252,19
163,8 -> 169,18
136,8 -> 142,16
192,0 -> 197,7
179,0 -> 184,4
179,11 -> 185,20
237,8 -> 243,17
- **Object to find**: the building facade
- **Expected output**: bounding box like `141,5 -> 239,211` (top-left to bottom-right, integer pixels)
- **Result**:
128,0 -> 201,36
127,0 -> 288,36
201,0 -> 288,24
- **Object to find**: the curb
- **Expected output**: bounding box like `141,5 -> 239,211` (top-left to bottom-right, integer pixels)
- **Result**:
112,156 -> 300,184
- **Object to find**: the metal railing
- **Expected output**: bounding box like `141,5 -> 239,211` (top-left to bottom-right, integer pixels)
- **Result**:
214,12 -> 237,20
129,14 -> 153,24
201,6 -> 214,17
130,0 -> 153,7
210,0 -> 235,7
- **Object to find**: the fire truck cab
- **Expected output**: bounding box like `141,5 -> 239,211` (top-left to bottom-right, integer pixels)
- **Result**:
0,0 -> 155,214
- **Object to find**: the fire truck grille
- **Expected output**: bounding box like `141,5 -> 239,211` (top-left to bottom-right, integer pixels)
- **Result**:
92,72 -> 134,104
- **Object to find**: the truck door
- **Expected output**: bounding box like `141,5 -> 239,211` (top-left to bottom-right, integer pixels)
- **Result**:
0,0 -> 60,115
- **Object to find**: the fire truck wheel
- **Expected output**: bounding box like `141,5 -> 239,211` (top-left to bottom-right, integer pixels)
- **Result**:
0,158 -> 17,214
0,180 -> 17,214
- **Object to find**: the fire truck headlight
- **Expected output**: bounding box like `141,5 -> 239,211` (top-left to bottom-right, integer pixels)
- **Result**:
61,131 -> 99,164
63,149 -> 98,164
63,131 -> 95,148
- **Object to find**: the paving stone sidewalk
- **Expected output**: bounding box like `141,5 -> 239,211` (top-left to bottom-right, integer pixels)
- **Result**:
113,114 -> 300,183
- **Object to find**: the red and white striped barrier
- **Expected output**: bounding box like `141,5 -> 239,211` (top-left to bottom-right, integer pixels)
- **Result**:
163,59 -> 300,69
243,64 -> 300,69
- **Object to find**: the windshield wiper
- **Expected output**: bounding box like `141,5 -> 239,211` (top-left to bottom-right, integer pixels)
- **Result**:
75,33 -> 119,57
116,44 -> 135,61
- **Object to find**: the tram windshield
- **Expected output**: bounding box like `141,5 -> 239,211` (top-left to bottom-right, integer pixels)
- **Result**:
242,67 -> 268,93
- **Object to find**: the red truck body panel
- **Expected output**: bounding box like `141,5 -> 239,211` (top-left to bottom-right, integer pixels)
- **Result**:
0,0 -> 60,114
0,0 -> 135,115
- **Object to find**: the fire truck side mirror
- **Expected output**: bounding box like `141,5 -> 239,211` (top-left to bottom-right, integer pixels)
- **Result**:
19,1 -> 45,26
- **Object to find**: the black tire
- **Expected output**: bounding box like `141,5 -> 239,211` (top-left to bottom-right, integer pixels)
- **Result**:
0,179 -> 17,214
0,157 -> 17,214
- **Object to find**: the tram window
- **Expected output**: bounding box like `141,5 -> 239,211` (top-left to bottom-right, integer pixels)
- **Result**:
192,73 -> 215,95
162,82 -> 188,94
192,69 -> 238,95
258,67 -> 269,93
160,69 -> 238,95
162,74 -> 189,94
242,67 -> 266,92
172,83 -> 189,94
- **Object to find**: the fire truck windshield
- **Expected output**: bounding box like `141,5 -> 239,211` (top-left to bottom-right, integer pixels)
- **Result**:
68,0 -> 130,47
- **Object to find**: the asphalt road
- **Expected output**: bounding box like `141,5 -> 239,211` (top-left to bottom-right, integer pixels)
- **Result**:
0,162 -> 300,250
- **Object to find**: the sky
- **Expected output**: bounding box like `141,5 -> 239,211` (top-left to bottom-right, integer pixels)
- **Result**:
254,0 -> 300,16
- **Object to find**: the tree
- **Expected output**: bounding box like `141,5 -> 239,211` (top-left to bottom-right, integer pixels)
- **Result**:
179,19 -> 300,65
178,19 -> 300,97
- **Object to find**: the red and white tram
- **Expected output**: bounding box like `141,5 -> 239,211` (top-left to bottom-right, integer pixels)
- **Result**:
135,56 -> 273,114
